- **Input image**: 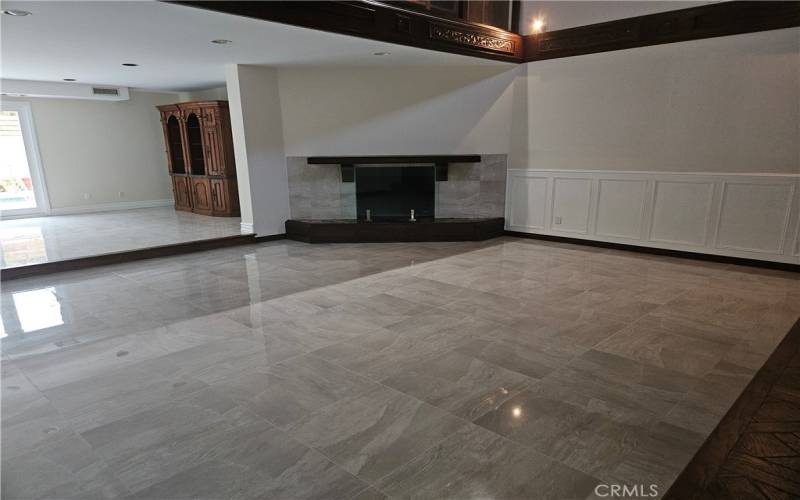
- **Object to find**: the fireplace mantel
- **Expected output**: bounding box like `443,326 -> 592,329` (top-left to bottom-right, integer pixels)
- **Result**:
306,155 -> 481,165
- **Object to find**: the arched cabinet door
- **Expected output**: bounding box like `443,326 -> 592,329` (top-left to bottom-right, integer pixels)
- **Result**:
191,177 -> 212,215
161,111 -> 186,174
185,112 -> 206,176
171,175 -> 192,212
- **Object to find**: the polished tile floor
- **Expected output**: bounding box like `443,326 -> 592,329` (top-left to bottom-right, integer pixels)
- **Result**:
0,207 -> 245,269
2,237 -> 798,499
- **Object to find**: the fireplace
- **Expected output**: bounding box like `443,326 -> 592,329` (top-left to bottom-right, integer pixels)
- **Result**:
285,155 -> 507,242
355,166 -> 434,221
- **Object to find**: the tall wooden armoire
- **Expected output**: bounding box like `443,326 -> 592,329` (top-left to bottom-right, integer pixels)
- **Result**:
157,101 -> 240,217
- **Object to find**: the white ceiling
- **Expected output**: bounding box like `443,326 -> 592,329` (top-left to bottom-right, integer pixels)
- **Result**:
0,1 -> 509,91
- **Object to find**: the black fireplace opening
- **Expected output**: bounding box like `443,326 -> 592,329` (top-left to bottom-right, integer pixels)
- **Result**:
356,166 -> 434,222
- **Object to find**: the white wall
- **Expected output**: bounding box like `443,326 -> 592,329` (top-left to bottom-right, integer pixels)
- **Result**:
277,65 -> 518,156
511,28 -> 799,173
507,28 -> 800,263
518,1 -> 711,34
226,64 -> 289,236
4,90 -> 176,211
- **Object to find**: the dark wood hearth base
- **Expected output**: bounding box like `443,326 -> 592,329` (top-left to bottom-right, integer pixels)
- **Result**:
285,218 -> 504,243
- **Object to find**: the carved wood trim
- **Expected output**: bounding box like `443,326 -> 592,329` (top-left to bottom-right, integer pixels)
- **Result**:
429,22 -> 516,54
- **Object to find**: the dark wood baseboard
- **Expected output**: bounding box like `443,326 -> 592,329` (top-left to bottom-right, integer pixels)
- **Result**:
253,233 -> 287,243
0,234 -> 258,281
524,1 -> 800,62
504,231 -> 800,273
664,318 -> 800,499
287,218 -> 504,243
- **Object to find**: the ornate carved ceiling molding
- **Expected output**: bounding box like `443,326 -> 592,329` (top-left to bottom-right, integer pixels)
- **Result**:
429,23 -> 517,54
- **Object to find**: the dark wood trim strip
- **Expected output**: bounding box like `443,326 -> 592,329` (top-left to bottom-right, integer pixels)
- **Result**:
504,231 -> 800,273
523,1 -> 800,62
167,1 -> 523,62
253,233 -> 287,242
510,0 -> 521,35
0,234 -> 258,281
307,155 -> 481,165
664,317 -> 800,499
287,218 -> 504,243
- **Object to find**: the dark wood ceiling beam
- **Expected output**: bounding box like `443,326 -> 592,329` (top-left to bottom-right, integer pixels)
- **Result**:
167,1 -> 798,64
168,1 -> 523,63
523,1 -> 800,62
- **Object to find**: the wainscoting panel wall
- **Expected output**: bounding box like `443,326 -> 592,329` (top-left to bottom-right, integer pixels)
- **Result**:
551,177 -> 592,234
594,179 -> 647,240
506,169 -> 800,264
508,173 -> 548,230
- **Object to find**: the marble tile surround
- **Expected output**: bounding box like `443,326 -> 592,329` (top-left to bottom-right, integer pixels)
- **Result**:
287,154 -> 507,219
2,237 -> 798,499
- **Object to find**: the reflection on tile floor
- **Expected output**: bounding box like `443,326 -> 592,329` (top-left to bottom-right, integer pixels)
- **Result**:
2,237 -> 798,499
0,207 -> 245,269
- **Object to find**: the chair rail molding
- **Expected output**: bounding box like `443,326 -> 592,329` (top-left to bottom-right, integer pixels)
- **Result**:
505,169 -> 800,264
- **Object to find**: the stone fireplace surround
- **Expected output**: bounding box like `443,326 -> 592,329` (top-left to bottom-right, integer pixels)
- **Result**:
286,154 -> 507,221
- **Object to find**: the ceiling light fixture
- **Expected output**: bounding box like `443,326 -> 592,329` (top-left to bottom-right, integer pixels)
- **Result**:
2,9 -> 32,16
62,78 -> 76,82
373,52 -> 390,56
531,17 -> 546,34
211,39 -> 232,44
121,63 -> 139,67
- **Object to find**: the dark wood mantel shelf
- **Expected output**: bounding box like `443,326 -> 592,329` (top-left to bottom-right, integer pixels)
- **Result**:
307,155 -> 481,165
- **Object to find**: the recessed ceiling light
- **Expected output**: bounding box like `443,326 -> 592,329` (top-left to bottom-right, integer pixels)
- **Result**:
62,78 -> 76,82
373,52 -> 390,56
121,63 -> 139,67
211,39 -> 232,44
2,9 -> 32,16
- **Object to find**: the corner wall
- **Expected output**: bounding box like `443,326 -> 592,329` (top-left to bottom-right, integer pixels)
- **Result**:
226,64 -> 289,235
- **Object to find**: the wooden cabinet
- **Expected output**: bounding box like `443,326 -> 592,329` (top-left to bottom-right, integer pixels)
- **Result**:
190,177 -> 212,215
157,100 -> 239,217
210,178 -> 238,216
172,175 -> 193,212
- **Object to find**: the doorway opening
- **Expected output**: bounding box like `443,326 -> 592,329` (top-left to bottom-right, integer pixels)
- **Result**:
0,102 -> 49,217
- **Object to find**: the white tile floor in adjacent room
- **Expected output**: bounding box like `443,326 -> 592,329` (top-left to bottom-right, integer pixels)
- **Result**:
0,207 -> 247,269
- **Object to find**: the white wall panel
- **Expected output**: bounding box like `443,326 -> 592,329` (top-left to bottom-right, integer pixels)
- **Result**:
649,180 -> 713,246
715,182 -> 794,254
551,177 -> 592,234
508,175 -> 548,230
595,179 -> 647,240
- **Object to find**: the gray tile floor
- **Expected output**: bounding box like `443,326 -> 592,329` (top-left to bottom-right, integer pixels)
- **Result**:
0,207 -> 245,269
2,237 -> 798,499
